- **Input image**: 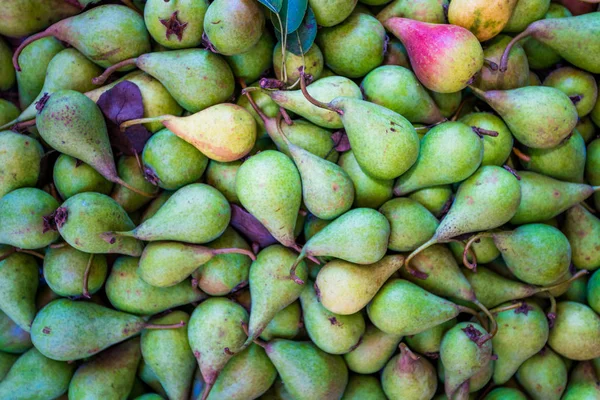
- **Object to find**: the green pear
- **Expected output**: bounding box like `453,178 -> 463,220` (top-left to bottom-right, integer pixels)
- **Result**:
141,311 -> 195,400
112,155 -> 160,213
587,138 -> 600,211
261,339 -> 348,400
267,76 -> 362,129
188,298 -> 249,395
474,35 -> 529,91
503,0 -> 550,32
205,160 -> 241,204
0,310 -> 33,354
405,318 -> 456,356
562,205 -> 600,270
0,254 -> 38,333
246,245 -> 308,346
449,236 -> 500,265
430,90 -> 463,118
69,337 -> 141,399
0,38 -> 15,91
548,301 -> 600,360
105,256 -> 207,315
237,82 -> 280,132
448,0 -> 518,41
260,301 -> 302,341
57,192 -> 143,256
440,322 -> 493,398
587,270 -> 600,314
342,374 -> 386,400
577,117 -> 596,143
338,150 -> 393,209
236,150 -> 301,248
382,343 -> 437,400
0,131 -> 43,199
394,121 -> 483,195
459,112 -> 513,167
300,283 -> 365,354
543,66 -> 598,117
140,190 -> 174,223
228,29 -> 275,83
0,0 -> 79,38
273,42 -> 322,85
108,183 -> 230,243
0,188 -> 59,249
438,346 -> 492,397
562,360 -> 600,399
137,360 -> 168,398
382,38 -> 410,68
561,271 -> 588,303
344,324 -> 402,374
516,347 -> 567,400
408,185 -> 453,217
0,352 -> 17,381
43,244 -> 107,297
316,255 -> 404,315
379,198 -> 438,252
484,387 -> 528,400
0,101 -> 19,127
492,302 -> 549,384
0,348 -> 74,399
510,171 -> 598,224
144,0 -> 209,49
53,154 -> 113,199
376,0 -> 448,25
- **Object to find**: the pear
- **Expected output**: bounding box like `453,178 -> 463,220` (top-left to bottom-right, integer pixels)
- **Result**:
0,188 -> 59,249
384,18 -> 483,93
448,0 -> 518,41
470,85 -> 578,149
138,360 -> 168,398
188,298 -> 249,397
449,236 -> 500,265
342,374 -> 386,400
92,49 -> 234,113
503,0 -> 551,32
562,360 -> 600,399
107,183 -> 230,244
139,241 -> 254,288
144,0 -> 209,49
382,38 -> 410,68
343,324 -> 402,374
587,270 -> 600,313
0,348 -> 74,399
484,388 -> 528,400
548,301 -> 600,360
588,138 -> 600,210
563,205 -> 600,270
69,337 -> 141,399
0,131 -> 43,199
316,255 -> 404,315
290,208 -> 390,284
0,0 -> 79,38
43,244 -> 107,297
267,76 -> 362,129
259,301 -> 301,341
0,310 -> 33,354
361,65 -> 444,124
0,254 -> 38,333
0,39 -> 17,91
474,35 -> 530,91
338,150 -> 394,209
273,42 -> 322,85
500,12 -> 600,74
430,90 -> 464,118
510,171 -> 598,224
393,121 -> 484,195
245,245 -> 308,346
440,322 -> 493,398
227,29 -> 274,83
492,302 -> 549,384
260,339 -> 348,400
543,66 -> 598,117
300,283 -> 365,354
577,117 -> 596,143
236,150 -> 301,248
206,161 -> 241,204
516,347 -> 567,400
53,154 -> 113,199
112,155 -> 160,213
141,311 -> 196,400
376,0 -> 449,25
382,343 -> 437,400
408,185 -> 453,217
0,352 -> 17,381
13,5 -> 150,70
0,101 -> 19,127
405,318 -> 456,356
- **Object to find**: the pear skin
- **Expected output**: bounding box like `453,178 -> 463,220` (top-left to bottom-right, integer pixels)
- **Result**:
0,253 -> 39,332
343,324 -> 402,374
382,344 -> 437,400
516,347 -> 567,400
548,301 -> 600,360
0,131 -> 43,198
562,204 -> 600,270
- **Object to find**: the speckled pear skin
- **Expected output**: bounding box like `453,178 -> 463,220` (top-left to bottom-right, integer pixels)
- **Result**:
382,344 -> 437,400
405,318 -> 456,355
368,279 -> 464,335
338,150 -> 393,209
53,154 -> 113,199
316,255 -> 404,315
563,205 -> 600,270
188,298 -> 248,386
0,131 -> 43,199
263,339 -> 348,400
462,266 -> 540,308
344,324 -> 402,374
440,322 -> 492,397
0,188 -> 59,249
450,235 -> 500,265
141,311 -> 196,400
380,198 -> 438,252
115,183 -> 231,243
516,347 -> 567,400
544,67 -> 598,117
342,374 -> 387,400
331,97 -> 419,180
57,192 -> 143,256
246,245 -> 307,346
269,76 -> 362,129
0,254 -> 38,333
510,171 -> 597,225
30,299 -> 147,361
562,360 -> 600,399
459,112 -> 514,166
69,337 -> 141,400
0,348 -> 75,399
299,282 -> 365,354
0,0 -> 79,38
492,302 -> 549,384
236,151 -> 301,248
492,224 -> 571,286
548,301 -> 600,360
112,155 -> 160,213
0,309 -> 33,354
204,343 -> 277,400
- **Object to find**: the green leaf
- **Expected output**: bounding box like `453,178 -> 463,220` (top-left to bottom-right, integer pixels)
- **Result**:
272,0 -> 309,35
257,0 -> 283,14
275,6 -> 317,55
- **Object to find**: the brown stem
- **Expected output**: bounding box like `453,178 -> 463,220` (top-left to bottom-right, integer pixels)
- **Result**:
50,242 -> 67,249
457,306 -> 488,331
211,247 -> 256,261
471,127 -> 498,137
289,253 -> 306,285
144,320 -> 187,330
291,243 -> 320,265
82,253 -> 94,299
113,177 -> 156,198
500,29 -> 531,72
581,201 -> 597,214
0,247 -> 17,262
16,249 -> 45,260
299,72 -> 337,112
120,115 -> 174,132
414,119 -> 448,130
473,300 -> 497,343
534,270 -> 589,294
483,59 -> 498,71
13,30 -> 55,71
11,119 -> 36,131
512,147 -> 531,162
404,238 -> 437,279
280,107 -> 293,125
489,302 -> 524,314
462,233 -> 493,270
502,165 -> 521,180
451,97 -> 469,122
241,84 -> 269,124
92,58 -> 138,85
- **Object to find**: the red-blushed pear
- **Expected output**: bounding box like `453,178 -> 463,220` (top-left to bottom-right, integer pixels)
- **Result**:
383,18 -> 484,93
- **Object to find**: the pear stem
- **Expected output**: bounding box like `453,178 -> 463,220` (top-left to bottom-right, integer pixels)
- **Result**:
211,247 -> 256,261
414,119 -> 448,131
471,127 -> 498,138
113,177 -> 156,198
456,306 -> 488,332
13,30 -> 55,71
489,302 -> 524,314
483,59 -> 499,71
546,294 -> 557,327
499,29 -> 531,72
299,72 -> 338,113
241,83 -> 270,124
49,242 -> 67,249
144,320 -> 187,330
275,114 -> 292,146
289,253 -> 306,285
512,147 -> 531,162
280,108 -> 293,125
11,119 -> 36,131
92,58 -> 138,85
0,248 -> 17,262
404,238 -> 437,279
82,253 -> 94,299
451,98 -> 469,121
120,115 -> 175,132
473,300 -> 497,344
16,249 -> 45,260
462,233 -> 494,270
580,202 -> 596,214
534,270 -> 589,295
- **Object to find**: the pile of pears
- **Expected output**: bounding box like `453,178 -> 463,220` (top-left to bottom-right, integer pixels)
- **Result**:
1,0 -> 600,399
